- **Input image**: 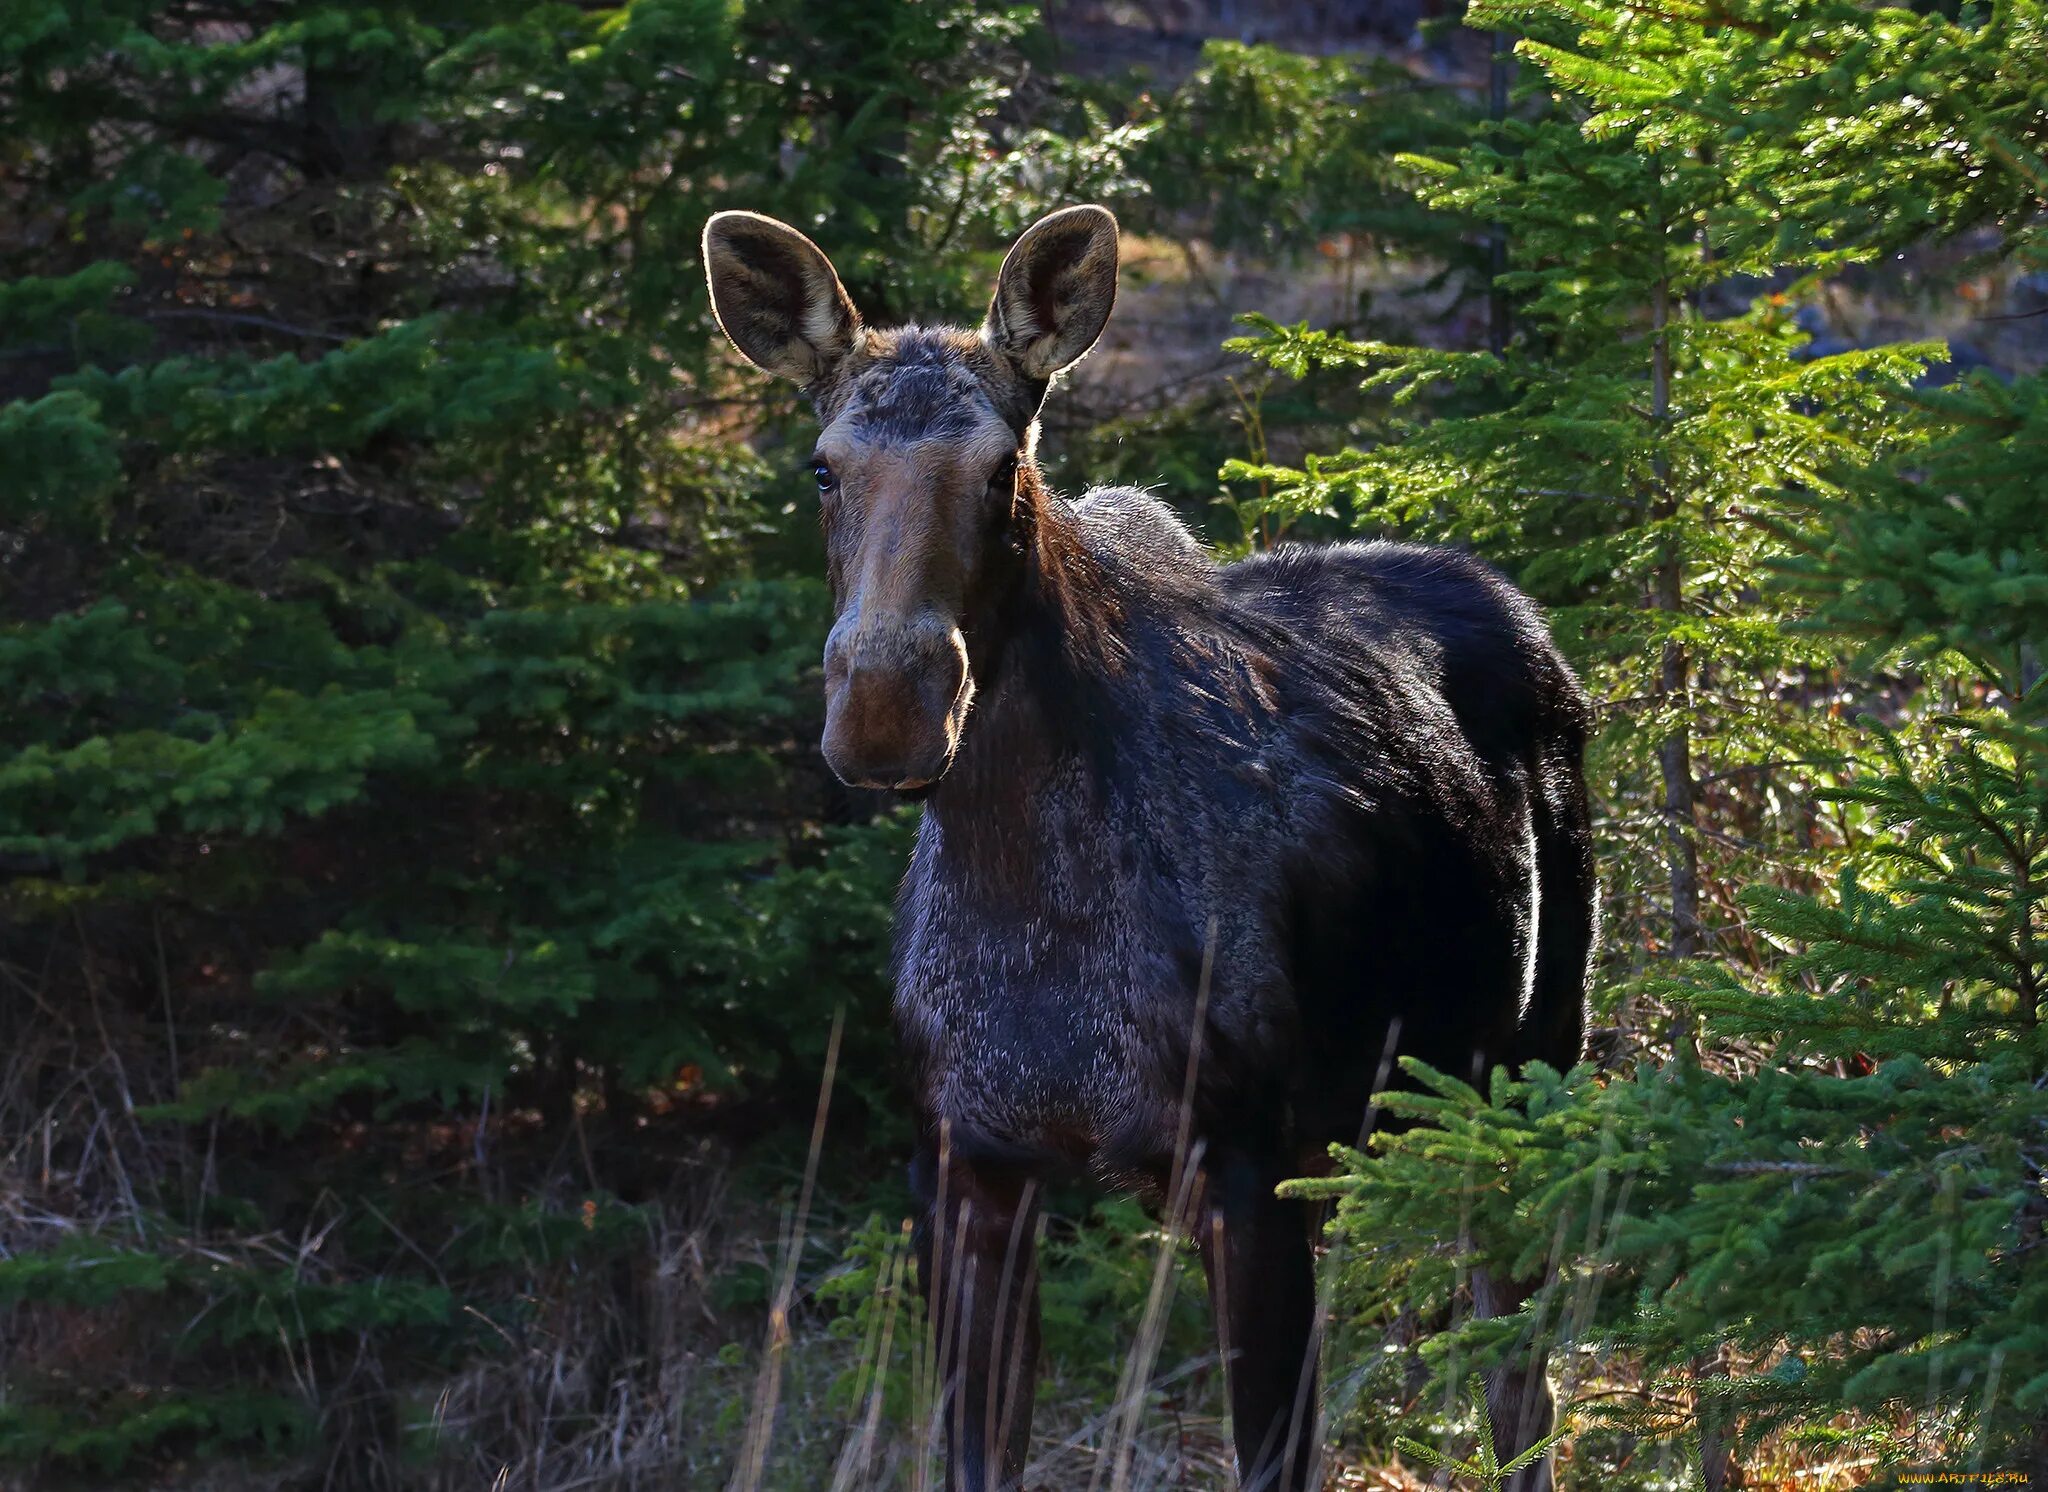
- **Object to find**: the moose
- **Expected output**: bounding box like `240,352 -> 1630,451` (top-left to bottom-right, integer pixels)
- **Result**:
703,205 -> 1595,1492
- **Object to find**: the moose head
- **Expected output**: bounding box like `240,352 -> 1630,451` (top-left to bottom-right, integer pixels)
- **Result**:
702,206 -> 1119,791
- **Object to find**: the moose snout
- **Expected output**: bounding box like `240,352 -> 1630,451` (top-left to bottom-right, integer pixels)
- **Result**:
821,620 -> 972,791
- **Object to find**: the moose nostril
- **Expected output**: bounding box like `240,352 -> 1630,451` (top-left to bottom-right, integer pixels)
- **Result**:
846,659 -> 919,717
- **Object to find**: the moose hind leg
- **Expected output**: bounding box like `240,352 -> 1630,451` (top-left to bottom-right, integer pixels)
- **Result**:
1472,1268 -> 1559,1492
914,1148 -> 1043,1492
1198,1150 -> 1319,1492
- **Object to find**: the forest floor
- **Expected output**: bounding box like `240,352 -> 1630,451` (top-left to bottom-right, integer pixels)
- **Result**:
400,1112 -> 1890,1492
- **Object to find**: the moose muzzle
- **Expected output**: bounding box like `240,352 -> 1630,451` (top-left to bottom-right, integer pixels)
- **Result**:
820,614 -> 972,791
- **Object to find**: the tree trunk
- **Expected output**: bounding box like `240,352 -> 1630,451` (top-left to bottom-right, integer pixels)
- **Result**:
1487,32 -> 1513,357
1648,161 -> 1732,1492
1649,230 -> 1699,964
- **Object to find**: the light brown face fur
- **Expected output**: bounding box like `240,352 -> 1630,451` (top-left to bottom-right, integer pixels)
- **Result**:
703,206 -> 1119,789
813,392 -> 1019,788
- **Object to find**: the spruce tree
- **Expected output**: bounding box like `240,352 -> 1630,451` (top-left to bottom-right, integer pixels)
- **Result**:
1263,0 -> 2048,1478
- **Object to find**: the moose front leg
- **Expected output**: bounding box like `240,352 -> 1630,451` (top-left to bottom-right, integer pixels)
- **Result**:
912,1144 -> 1043,1492
1197,1149 -> 1320,1492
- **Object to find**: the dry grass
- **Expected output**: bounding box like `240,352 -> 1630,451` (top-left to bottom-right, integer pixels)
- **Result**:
396,1165 -> 1237,1491
1,950 -> 1909,1492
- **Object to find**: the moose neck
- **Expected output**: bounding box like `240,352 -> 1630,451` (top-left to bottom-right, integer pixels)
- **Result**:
927,459 -> 1126,844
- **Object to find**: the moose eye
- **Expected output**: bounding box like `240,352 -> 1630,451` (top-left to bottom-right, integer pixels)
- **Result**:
989,455 -> 1018,490
810,460 -> 837,495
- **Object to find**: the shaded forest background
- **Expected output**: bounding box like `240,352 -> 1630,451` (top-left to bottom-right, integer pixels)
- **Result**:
2,1 -> 2044,1488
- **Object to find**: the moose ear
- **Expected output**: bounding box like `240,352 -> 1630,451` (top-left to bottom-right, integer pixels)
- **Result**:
983,205 -> 1120,381
703,211 -> 861,386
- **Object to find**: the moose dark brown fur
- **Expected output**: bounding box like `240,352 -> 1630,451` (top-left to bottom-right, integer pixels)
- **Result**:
704,205 -> 1596,1492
